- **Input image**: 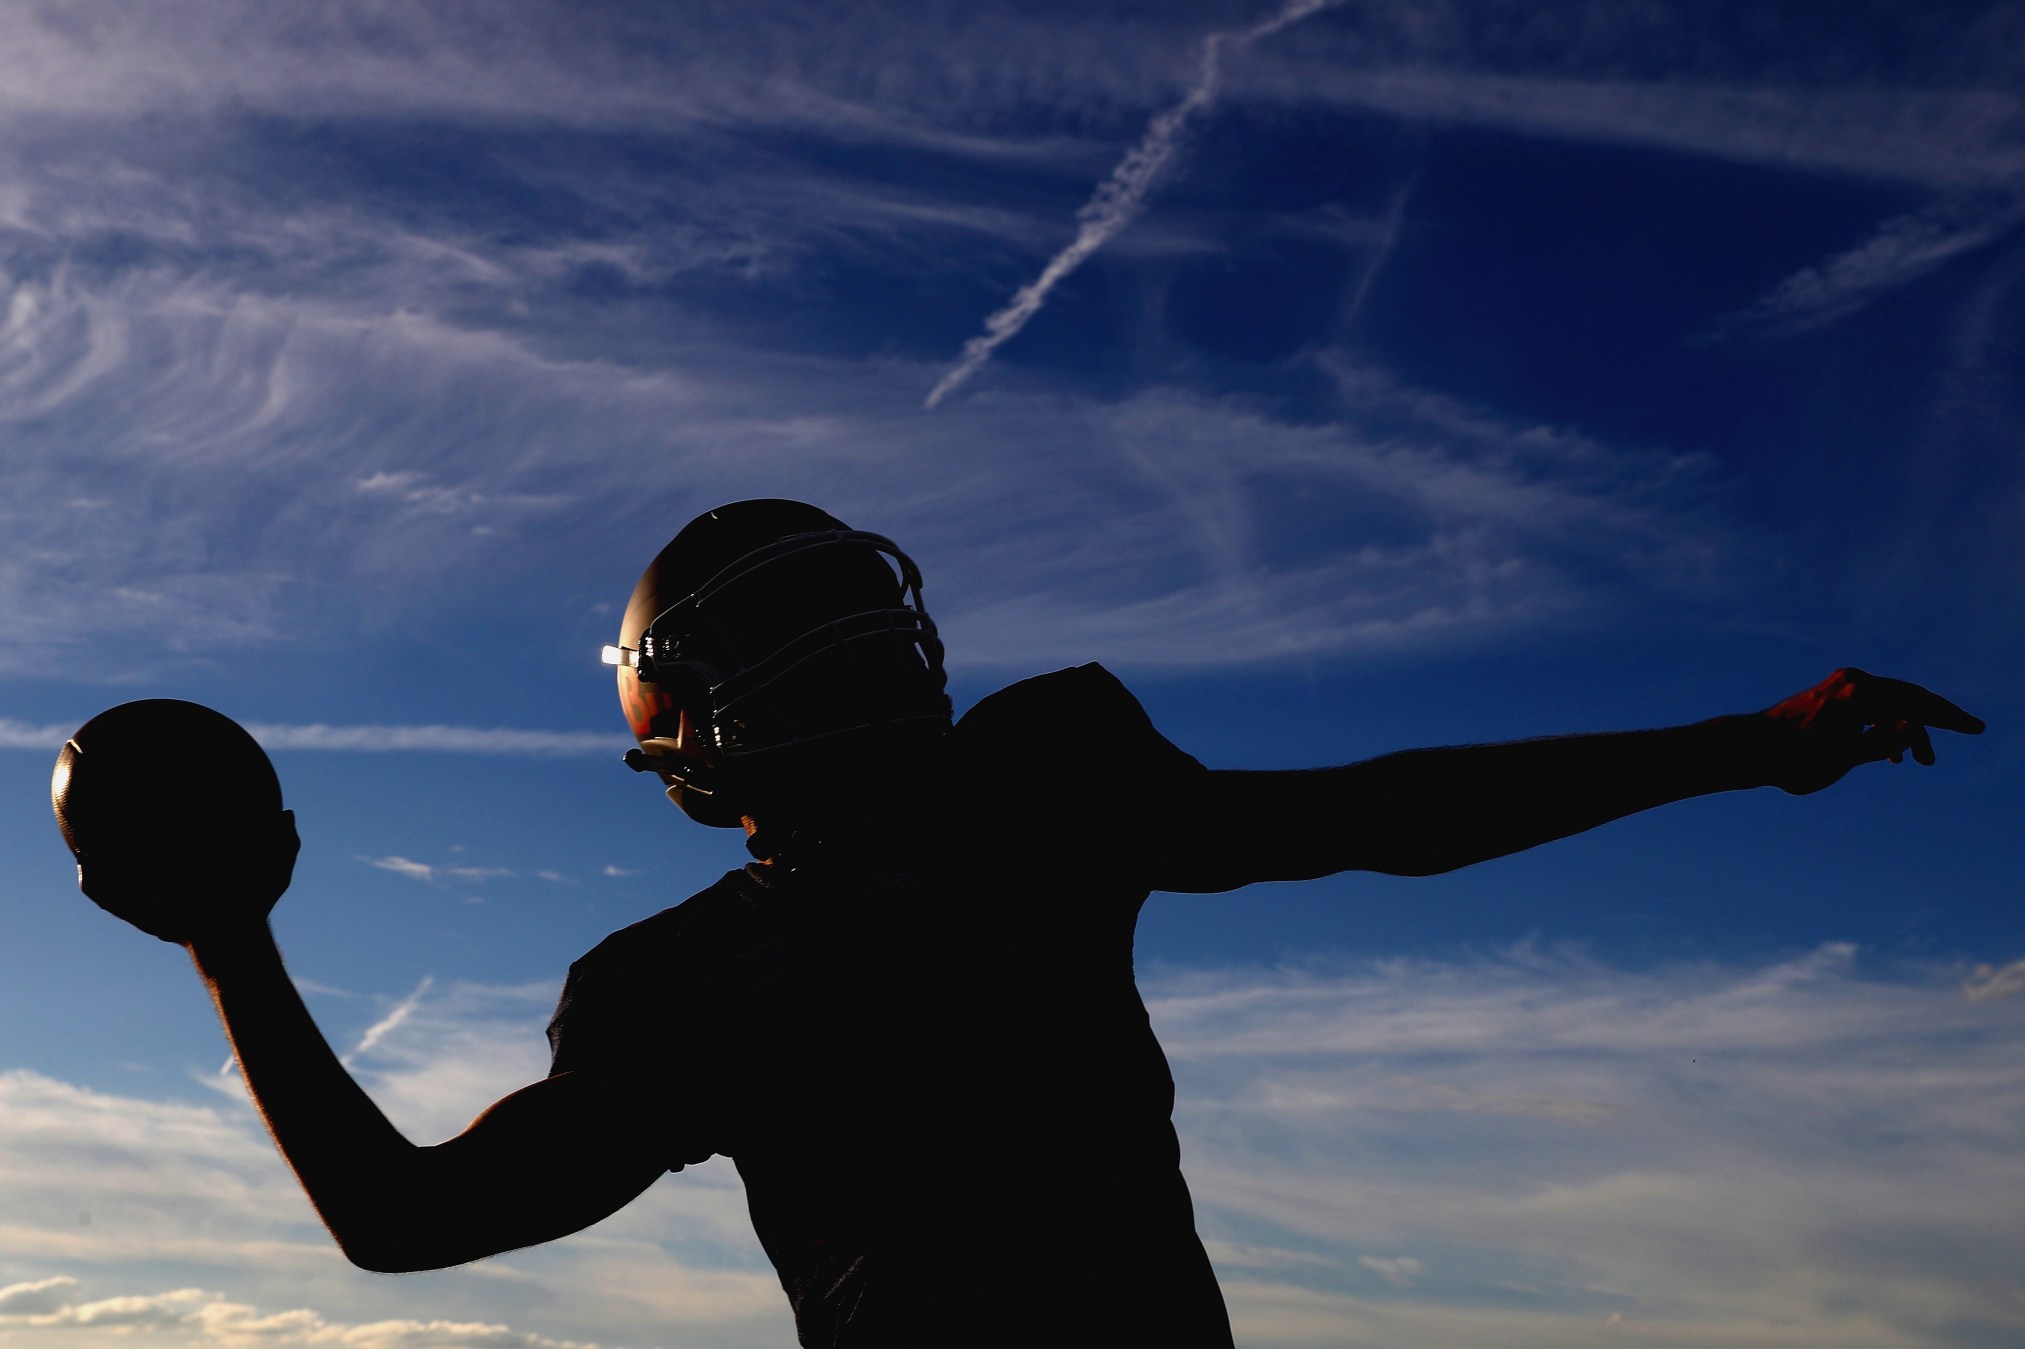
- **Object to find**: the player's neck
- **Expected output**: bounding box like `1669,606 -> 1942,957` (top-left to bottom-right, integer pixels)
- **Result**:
740,759 -> 934,878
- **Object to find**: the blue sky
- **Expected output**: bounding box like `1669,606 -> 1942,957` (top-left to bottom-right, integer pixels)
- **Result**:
0,0 -> 2020,1344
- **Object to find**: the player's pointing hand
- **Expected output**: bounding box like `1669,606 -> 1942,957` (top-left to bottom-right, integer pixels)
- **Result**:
1757,667 -> 1985,796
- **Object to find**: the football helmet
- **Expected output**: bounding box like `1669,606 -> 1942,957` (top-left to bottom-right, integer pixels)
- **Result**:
604,500 -> 950,827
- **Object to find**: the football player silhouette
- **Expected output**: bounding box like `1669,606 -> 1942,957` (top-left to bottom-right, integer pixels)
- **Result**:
82,499 -> 1985,1348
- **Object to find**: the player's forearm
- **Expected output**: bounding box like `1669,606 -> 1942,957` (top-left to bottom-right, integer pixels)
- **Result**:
1339,716 -> 1768,876
187,923 -> 441,1270
1193,715 -> 1770,884
190,927 -> 670,1273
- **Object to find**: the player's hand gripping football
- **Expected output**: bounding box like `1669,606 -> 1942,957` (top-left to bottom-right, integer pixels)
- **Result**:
1756,668 -> 1984,796
76,812 -> 301,947
56,700 -> 301,947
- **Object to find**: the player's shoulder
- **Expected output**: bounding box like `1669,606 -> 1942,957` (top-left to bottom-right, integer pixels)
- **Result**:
565,869 -> 773,979
956,662 -> 1143,734
946,663 -> 1202,807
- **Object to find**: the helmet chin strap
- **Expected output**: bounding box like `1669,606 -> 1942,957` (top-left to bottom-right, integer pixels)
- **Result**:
622,740 -> 745,829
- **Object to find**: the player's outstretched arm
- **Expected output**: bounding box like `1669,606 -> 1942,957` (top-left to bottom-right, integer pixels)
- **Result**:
1154,668 -> 1983,892
82,818 -> 671,1274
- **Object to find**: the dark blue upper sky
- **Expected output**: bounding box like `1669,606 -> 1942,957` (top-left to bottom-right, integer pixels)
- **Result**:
0,0 -> 2017,1000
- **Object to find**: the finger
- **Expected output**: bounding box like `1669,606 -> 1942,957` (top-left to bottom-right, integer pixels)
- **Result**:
1852,725 -> 1898,768
1848,673 -> 1986,736
1923,695 -> 1985,736
1867,721 -> 1932,767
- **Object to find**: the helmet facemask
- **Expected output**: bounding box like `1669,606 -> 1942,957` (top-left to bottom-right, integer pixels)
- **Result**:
607,526 -> 950,828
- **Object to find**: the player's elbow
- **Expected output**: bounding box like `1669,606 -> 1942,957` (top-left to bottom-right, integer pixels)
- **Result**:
330,1225 -> 400,1273
322,1198 -> 494,1274
332,1225 -> 432,1274
334,1228 -> 479,1275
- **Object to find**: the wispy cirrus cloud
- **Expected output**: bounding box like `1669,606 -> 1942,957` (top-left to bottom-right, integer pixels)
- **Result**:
929,364 -> 1728,669
1357,1255 -> 1425,1289
0,976 -> 786,1349
0,720 -> 624,756
0,0 -> 2007,697
360,857 -> 439,884
1151,941 -> 2025,1346
1962,957 -> 2025,1002
8,945 -> 2025,1348
358,857 -> 515,889
0,239 -> 1731,681
0,1276 -> 608,1348
249,725 -> 626,756
1706,190 -> 2025,340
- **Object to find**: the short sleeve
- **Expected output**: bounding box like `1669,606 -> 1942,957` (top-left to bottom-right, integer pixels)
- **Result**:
545,945 -> 640,1079
543,878 -> 760,1169
948,664 -> 1207,883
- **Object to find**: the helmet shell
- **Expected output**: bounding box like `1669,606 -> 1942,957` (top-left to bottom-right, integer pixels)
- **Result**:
614,500 -> 948,826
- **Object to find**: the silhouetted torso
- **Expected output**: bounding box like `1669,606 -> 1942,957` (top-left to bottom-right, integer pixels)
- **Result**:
548,666 -> 1233,1347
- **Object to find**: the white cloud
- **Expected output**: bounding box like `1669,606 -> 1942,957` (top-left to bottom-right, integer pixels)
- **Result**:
0,719 -> 75,750
355,856 -> 515,892
0,975 -> 789,1349
0,1 -> 2006,696
0,1277 -> 607,1348
0,1 -> 2012,193
0,245 -> 1738,690
1148,942 -> 2025,1345
0,719 -> 625,757
8,945 -> 2025,1347
928,366 -> 1727,669
361,856 -> 437,884
0,1069 -> 325,1269
1962,958 -> 2025,1001
354,471 -> 572,521
347,977 -> 436,1064
1708,191 -> 2025,339
1358,1255 -> 1425,1288
0,2 -> 1836,690
0,2 -> 1205,142
249,726 -> 625,756
1239,62 -> 2025,191
0,1278 -> 80,1316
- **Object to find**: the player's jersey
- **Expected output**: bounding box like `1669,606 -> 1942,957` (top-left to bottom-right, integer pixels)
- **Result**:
547,665 -> 1233,1347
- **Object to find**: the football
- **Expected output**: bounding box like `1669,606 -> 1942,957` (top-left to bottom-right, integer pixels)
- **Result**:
53,699 -> 288,937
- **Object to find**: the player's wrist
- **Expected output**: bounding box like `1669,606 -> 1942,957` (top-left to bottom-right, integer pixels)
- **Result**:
186,917 -> 283,975
1697,714 -> 1782,793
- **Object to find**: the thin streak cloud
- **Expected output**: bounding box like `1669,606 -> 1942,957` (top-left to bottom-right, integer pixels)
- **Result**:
243,723 -> 626,756
0,1277 -> 607,1348
1705,190 -> 2025,340
0,720 -> 626,756
925,0 -> 1349,407
360,856 -> 438,884
346,976 -> 435,1065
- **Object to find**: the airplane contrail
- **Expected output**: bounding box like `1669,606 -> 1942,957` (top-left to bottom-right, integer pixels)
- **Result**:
925,0 -> 1351,409
345,975 -> 436,1066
